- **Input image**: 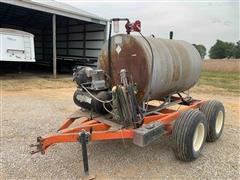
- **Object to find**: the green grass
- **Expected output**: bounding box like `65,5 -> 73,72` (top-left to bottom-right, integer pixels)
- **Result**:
197,71 -> 240,93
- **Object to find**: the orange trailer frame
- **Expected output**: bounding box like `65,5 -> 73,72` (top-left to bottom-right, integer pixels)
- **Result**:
31,99 -> 204,154
30,97 -> 205,176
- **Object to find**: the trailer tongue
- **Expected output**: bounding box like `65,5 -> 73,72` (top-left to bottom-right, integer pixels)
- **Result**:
30,19 -> 225,178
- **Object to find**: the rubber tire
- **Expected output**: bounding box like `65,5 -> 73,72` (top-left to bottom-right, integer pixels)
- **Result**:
199,100 -> 225,142
172,110 -> 207,161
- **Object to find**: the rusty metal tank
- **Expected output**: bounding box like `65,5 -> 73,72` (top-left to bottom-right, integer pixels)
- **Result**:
98,34 -> 202,102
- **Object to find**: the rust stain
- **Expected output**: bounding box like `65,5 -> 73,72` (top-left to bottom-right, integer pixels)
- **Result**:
98,35 -> 149,102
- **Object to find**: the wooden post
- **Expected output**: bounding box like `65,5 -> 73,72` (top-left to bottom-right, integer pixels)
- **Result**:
52,14 -> 57,78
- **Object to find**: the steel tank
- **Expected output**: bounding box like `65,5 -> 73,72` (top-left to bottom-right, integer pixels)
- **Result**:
98,34 -> 202,102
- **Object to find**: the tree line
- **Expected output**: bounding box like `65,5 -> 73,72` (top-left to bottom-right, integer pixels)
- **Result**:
193,40 -> 240,59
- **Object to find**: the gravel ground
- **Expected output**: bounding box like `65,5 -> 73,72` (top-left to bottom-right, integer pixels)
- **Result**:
1,81 -> 240,179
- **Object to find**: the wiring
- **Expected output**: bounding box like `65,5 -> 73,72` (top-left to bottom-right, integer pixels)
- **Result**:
80,84 -> 117,116
138,32 -> 154,112
103,101 -> 116,116
80,84 -> 112,104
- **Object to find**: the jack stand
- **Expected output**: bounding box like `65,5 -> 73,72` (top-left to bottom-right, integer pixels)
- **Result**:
79,131 -> 95,180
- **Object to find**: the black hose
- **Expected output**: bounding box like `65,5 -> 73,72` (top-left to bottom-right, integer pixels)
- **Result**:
139,32 -> 154,110
108,21 -> 112,88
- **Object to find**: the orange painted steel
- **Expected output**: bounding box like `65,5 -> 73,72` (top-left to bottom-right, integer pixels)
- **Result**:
40,133 -> 79,153
57,117 -> 89,131
39,129 -> 134,153
81,120 -> 99,126
60,123 -> 110,134
57,118 -> 75,131
91,130 -> 134,141
32,99 -> 206,154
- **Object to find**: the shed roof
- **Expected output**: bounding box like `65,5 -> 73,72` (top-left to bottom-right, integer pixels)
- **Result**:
0,28 -> 34,36
0,0 -> 108,25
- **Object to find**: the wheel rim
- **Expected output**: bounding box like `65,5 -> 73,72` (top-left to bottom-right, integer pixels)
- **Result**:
215,111 -> 223,134
193,122 -> 205,152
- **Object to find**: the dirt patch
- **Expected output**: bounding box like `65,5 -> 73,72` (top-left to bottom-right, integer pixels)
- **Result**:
203,59 -> 240,72
1,73 -> 74,91
1,76 -> 239,179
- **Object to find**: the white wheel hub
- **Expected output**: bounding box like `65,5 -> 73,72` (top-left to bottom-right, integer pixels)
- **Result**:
215,111 -> 223,134
193,122 -> 205,152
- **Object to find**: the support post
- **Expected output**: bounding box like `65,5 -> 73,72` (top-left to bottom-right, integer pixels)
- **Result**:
66,19 -> 69,56
42,29 -> 45,62
83,23 -> 86,58
79,131 -> 89,176
52,14 -> 57,78
169,31 -> 173,40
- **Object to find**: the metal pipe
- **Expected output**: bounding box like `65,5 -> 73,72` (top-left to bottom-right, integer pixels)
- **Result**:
107,20 -> 112,84
52,14 -> 57,78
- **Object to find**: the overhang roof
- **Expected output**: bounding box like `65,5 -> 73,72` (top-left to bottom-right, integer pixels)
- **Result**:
0,0 -> 108,25
0,28 -> 34,36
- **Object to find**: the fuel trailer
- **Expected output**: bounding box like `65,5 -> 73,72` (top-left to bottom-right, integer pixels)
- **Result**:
31,19 -> 225,177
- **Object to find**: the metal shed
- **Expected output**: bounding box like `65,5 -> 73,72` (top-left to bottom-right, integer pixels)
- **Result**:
0,0 -> 108,77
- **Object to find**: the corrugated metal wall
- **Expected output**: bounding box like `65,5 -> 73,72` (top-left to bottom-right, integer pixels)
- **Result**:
0,2 -> 107,69
33,16 -> 106,66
